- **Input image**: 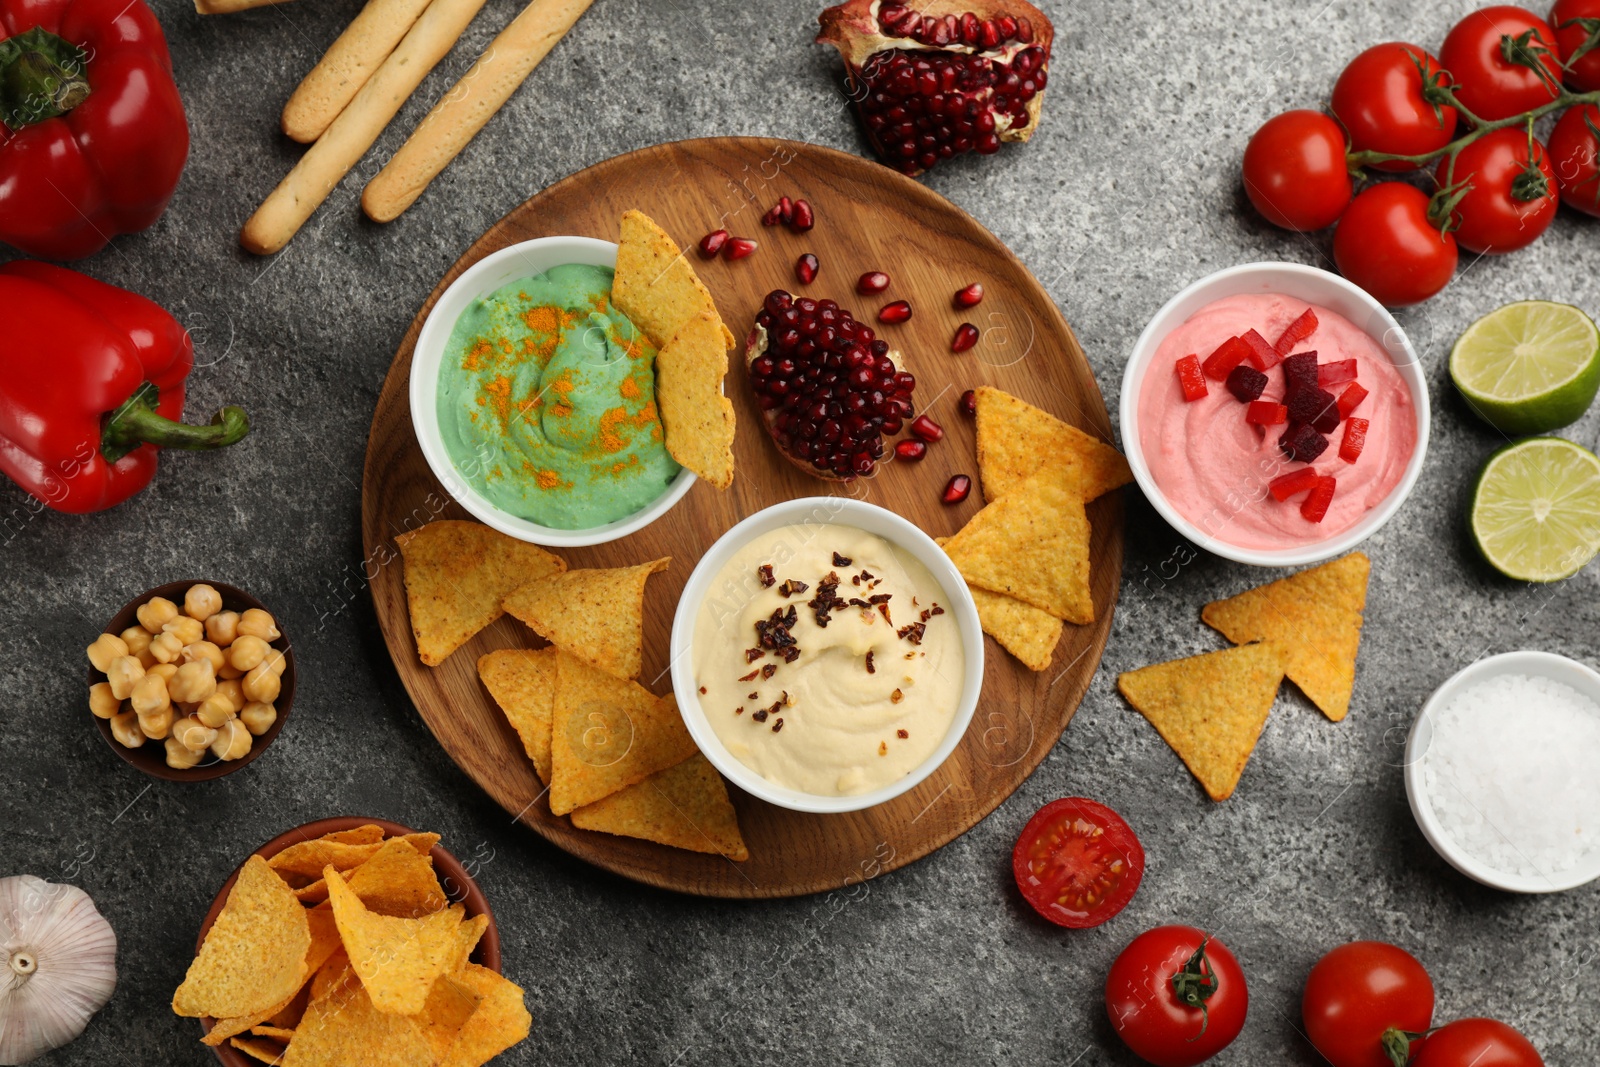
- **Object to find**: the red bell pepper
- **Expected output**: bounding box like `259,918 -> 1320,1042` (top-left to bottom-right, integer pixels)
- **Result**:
0,0 -> 188,259
1174,354 -> 1208,401
0,262 -> 250,513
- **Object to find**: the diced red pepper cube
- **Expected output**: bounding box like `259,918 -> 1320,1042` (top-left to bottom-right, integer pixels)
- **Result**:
1201,336 -> 1251,379
1175,354 -> 1208,401
1336,382 -> 1368,418
1318,359 -> 1358,388
1300,476 -> 1337,523
1246,400 -> 1288,425
1340,417 -> 1369,462
1268,467 -> 1321,501
1241,329 -> 1279,370
1274,308 -> 1318,355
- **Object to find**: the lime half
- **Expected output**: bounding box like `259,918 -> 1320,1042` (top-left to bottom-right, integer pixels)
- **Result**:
1450,301 -> 1600,435
1471,438 -> 1600,581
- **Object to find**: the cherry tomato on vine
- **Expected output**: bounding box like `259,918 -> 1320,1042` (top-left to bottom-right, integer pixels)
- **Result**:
1333,183 -> 1458,307
1242,110 -> 1353,231
1438,6 -> 1563,120
1331,43 -> 1458,171
1302,942 -> 1434,1067
1011,797 -> 1143,928
1437,127 -> 1559,252
1105,926 -> 1247,1067
1552,0 -> 1600,91
1410,1018 -> 1544,1067
1548,103 -> 1600,215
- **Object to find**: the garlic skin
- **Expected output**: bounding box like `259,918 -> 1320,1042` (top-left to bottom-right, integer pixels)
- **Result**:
0,876 -> 117,1065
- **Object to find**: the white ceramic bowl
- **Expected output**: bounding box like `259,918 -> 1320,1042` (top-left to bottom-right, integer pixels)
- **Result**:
409,236 -> 695,548
1404,650 -> 1600,894
1119,262 -> 1430,567
670,497 -> 984,814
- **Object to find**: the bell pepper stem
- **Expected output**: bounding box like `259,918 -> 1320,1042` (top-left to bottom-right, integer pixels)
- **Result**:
102,383 -> 251,464
0,27 -> 91,128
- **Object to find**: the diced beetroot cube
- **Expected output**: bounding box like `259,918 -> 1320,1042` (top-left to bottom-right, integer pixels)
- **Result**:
1175,354 -> 1208,401
1340,417 -> 1369,462
1281,351 -> 1319,394
1246,400 -> 1288,425
1287,387 -> 1339,433
1300,475 -> 1337,523
1202,336 -> 1251,380
1241,329 -> 1279,370
1337,382 -> 1368,417
1268,466 -> 1321,501
1317,359 -> 1358,387
1279,423 -> 1329,462
1273,308 -> 1318,355
1225,364 -> 1268,402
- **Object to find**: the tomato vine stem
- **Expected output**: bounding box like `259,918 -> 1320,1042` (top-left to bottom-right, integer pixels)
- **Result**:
1346,84 -> 1600,172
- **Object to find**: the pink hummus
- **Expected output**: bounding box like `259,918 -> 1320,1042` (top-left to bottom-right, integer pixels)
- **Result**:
1138,293 -> 1417,550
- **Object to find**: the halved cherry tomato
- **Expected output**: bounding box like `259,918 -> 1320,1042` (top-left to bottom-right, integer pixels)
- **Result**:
1105,926 -> 1248,1067
1332,43 -> 1458,171
1437,127 -> 1559,252
1333,183 -> 1458,306
1438,6 -> 1563,120
1242,110 -> 1354,231
1302,941 -> 1434,1067
1552,0 -> 1600,91
1011,797 -> 1143,928
1548,103 -> 1600,216
1410,1018 -> 1544,1067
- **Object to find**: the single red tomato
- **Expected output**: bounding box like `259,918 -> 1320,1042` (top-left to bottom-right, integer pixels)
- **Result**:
1438,6 -> 1563,120
1551,0 -> 1600,91
1011,797 -> 1143,928
1437,127 -> 1559,251
1302,942 -> 1435,1067
1242,110 -> 1353,230
1548,104 -> 1600,215
1331,43 -> 1458,171
1105,926 -> 1248,1067
1410,1018 -> 1544,1067
1333,183 -> 1458,306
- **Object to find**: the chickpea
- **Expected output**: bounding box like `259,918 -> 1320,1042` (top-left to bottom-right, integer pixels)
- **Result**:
237,608 -> 281,642
228,635 -> 270,672
174,701 -> 200,717
109,710 -> 145,748
195,693 -> 236,729
164,736 -> 204,770
148,662 -> 179,684
215,678 -> 246,712
184,584 -> 223,622
242,663 -> 281,704
129,673 -> 170,716
182,640 -> 225,673
86,633 -> 130,673
161,615 -> 204,646
173,715 -> 218,752
240,701 -> 277,736
169,659 -> 217,704
210,719 -> 252,761
149,631 -> 184,664
120,626 -> 152,657
88,682 -> 120,719
205,610 -> 240,647
218,660 -> 245,680
134,647 -> 158,670
260,648 -> 290,677
136,596 -> 179,634
106,655 -> 145,700
137,704 -> 174,740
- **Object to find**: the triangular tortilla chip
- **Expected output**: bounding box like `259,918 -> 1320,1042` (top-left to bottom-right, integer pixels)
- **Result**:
1117,643 -> 1285,801
396,520 -> 566,666
478,647 -> 558,784
174,855 -> 310,1020
611,209 -> 728,351
418,974 -> 482,1062
280,954 -> 435,1067
437,964 -> 533,1067
202,994 -> 297,1048
974,385 -> 1132,503
657,311 -> 736,489
503,558 -> 669,679
249,1025 -> 296,1041
270,832 -> 438,884
548,652 -> 698,815
936,536 -> 1062,671
448,913 -> 489,974
942,466 -> 1094,623
1201,553 -> 1369,722
341,837 -> 448,918
571,752 -> 748,860
324,868 -> 464,1016
229,1037 -> 286,1064
318,825 -> 384,845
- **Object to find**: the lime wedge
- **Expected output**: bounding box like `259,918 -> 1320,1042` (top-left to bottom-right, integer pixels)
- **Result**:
1450,301 -> 1600,434
1471,438 -> 1600,581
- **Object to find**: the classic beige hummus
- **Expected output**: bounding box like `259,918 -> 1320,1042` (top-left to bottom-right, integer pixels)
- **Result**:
693,523 -> 964,796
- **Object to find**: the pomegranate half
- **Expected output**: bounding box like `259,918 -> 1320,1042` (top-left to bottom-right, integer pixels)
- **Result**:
817,0 -> 1054,176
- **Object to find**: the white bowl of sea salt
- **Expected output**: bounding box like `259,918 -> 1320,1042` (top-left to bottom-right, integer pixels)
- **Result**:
1405,651 -> 1600,893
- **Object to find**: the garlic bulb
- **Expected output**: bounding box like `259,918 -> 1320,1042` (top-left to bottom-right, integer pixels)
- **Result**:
0,876 -> 117,1065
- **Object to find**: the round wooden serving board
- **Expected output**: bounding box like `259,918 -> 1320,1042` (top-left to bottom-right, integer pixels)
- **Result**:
362,137 -> 1123,898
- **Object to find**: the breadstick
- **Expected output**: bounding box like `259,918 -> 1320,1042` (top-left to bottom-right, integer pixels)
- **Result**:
361,0 -> 595,222
282,0 -> 437,143
240,0 -> 489,255
194,0 -> 293,13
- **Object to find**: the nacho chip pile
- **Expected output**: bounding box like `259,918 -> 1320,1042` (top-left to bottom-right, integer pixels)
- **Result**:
173,826 -> 530,1066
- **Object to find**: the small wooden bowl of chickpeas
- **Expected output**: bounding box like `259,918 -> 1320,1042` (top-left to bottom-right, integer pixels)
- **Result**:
87,580 -> 295,781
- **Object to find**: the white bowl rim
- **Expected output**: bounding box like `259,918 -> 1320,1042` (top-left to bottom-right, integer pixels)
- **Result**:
408,235 -> 696,548
670,496 -> 985,814
1403,649 -> 1600,894
1119,261 -> 1431,567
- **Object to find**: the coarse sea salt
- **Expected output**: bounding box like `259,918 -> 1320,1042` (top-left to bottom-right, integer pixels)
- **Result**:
1421,672 -> 1600,879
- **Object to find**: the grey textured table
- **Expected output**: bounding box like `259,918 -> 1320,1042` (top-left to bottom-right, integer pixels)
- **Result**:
4,0 -> 1597,1062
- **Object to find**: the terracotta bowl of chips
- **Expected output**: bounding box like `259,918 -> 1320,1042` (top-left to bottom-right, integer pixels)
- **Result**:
90,579 -> 295,781
195,817 -> 502,1066
409,235 -> 697,549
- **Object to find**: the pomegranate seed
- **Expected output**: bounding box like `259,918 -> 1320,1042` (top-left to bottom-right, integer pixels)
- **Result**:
878,300 -> 912,324
941,474 -> 972,505
958,389 -> 977,417
762,196 -> 794,227
723,236 -> 758,261
857,271 -> 891,295
790,199 -> 815,231
951,323 -> 979,353
909,414 -> 944,442
894,439 -> 927,461
795,253 -> 819,285
698,230 -> 728,258
953,283 -> 984,308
